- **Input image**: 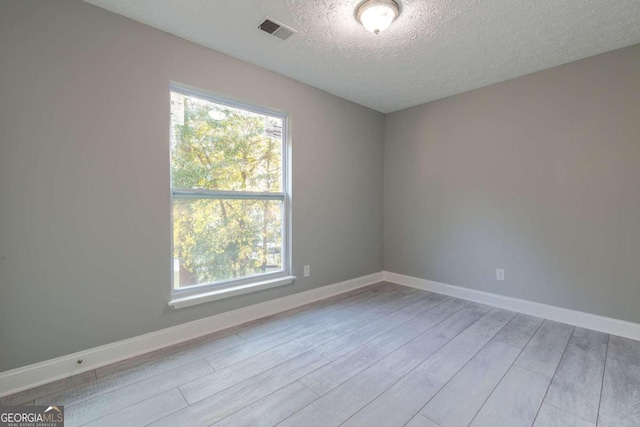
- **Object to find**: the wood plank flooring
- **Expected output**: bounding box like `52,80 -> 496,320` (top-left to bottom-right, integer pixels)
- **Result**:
2,282 -> 639,427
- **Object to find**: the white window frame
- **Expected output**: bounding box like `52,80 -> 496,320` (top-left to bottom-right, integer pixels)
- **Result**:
168,84 -> 293,308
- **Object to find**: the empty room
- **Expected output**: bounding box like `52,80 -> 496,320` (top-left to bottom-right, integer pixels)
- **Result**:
1,0 -> 639,426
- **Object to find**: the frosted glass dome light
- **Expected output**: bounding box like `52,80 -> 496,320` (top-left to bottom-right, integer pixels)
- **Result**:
357,0 -> 400,35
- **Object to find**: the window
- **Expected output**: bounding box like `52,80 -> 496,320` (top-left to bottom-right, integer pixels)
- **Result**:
170,85 -> 290,302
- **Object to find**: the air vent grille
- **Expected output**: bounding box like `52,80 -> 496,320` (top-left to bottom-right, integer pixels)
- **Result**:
259,19 -> 280,34
258,18 -> 296,41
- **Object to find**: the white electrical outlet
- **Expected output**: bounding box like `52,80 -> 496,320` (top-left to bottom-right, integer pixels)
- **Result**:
496,268 -> 506,281
304,265 -> 310,277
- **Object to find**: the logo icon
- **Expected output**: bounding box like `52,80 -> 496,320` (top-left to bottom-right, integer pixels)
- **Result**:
0,405 -> 64,426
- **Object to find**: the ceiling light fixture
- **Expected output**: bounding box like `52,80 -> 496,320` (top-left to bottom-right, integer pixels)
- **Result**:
356,0 -> 400,35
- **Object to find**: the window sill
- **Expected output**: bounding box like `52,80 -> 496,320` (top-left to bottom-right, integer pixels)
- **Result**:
168,275 -> 296,309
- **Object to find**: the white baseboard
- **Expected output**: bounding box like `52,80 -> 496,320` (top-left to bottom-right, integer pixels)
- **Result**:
0,272 -> 383,399
384,271 -> 640,341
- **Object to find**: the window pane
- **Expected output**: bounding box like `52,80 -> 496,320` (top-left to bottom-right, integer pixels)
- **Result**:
173,197 -> 283,288
171,91 -> 282,192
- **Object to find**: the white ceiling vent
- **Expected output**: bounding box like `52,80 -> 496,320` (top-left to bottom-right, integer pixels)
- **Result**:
258,18 -> 296,41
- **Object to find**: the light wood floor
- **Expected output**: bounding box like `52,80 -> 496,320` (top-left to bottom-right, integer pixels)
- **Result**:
2,282 -> 639,427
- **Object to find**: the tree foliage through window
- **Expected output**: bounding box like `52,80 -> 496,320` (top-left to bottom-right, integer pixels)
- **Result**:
171,91 -> 285,288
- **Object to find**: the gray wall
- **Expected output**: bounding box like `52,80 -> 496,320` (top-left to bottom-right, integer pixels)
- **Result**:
0,0 -> 384,371
385,44 -> 640,323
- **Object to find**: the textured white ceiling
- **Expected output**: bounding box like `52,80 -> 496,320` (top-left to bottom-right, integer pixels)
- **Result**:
84,0 -> 640,113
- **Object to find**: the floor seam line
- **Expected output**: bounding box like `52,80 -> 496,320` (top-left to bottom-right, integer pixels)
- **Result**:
466,318 -> 545,427
411,310 -> 518,421
75,388 -> 181,427
293,295 -> 463,394
412,311 -> 527,425
205,376 -> 327,427
235,285 -> 397,342
75,292 -> 400,421
210,287 -> 411,370
63,357 -> 216,411
183,290 -> 427,406
596,334 -> 611,426
64,360 -> 215,425
316,294 -> 454,361
337,306 -> 500,427
543,401 -> 598,424
530,322 -> 575,427
277,297 -> 475,426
